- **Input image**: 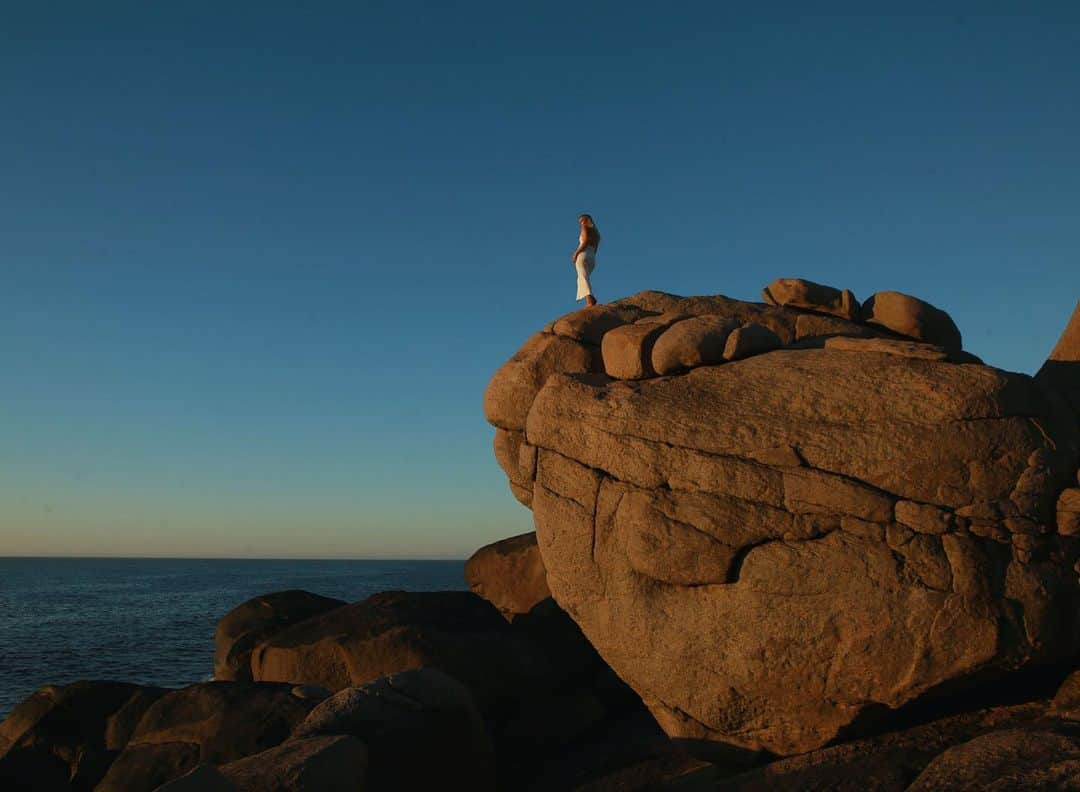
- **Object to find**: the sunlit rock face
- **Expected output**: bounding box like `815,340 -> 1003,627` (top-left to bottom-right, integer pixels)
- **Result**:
485,284 -> 1080,756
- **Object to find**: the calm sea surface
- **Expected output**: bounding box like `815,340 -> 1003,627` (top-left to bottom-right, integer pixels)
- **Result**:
0,557 -> 466,719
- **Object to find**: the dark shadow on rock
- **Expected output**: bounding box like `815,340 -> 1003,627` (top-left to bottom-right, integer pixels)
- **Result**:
832,658 -> 1077,746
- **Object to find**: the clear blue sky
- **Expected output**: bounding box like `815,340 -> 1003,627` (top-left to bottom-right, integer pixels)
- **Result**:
3,2 -> 1078,558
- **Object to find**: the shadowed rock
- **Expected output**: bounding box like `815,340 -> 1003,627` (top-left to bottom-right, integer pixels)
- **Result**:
1036,301 -> 1080,419
214,591 -> 346,682
96,682 -> 316,792
220,736 -> 368,792
250,591 -> 551,715
292,668 -> 493,791
0,681 -> 165,792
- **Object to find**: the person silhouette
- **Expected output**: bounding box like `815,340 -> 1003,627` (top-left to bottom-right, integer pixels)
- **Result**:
571,214 -> 600,307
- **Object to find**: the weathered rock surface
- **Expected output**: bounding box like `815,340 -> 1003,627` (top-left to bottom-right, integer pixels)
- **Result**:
487,289 -> 1080,757
220,735 -> 368,792
723,322 -> 781,361
292,668 -> 493,791
465,531 -> 550,619
762,277 -> 860,320
667,690 -> 1080,791
861,290 -> 963,351
651,316 -> 739,375
602,314 -> 687,379
823,335 -> 953,361
250,591 -> 550,714
96,682 -> 315,792
153,763 -> 237,791
214,591 -> 346,682
0,681 -> 164,792
905,728 -> 1080,792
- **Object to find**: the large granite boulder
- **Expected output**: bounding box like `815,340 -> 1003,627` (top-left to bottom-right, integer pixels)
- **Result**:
0,681 -> 165,792
465,532 -> 550,619
292,668 -> 494,791
96,682 -> 316,792
250,591 -> 550,714
214,591 -> 346,682
486,290 -> 1080,757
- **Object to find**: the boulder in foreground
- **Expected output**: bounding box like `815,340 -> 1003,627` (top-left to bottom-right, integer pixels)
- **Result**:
292,668 -> 493,791
0,681 -> 164,792
97,682 -> 316,792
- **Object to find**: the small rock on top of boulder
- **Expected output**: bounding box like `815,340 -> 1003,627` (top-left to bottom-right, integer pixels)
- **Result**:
861,290 -> 963,351
651,315 -> 739,375
762,277 -> 860,320
723,322 -> 782,361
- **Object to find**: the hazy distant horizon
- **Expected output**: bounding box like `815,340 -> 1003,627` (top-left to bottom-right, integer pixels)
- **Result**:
4,2 -> 1078,558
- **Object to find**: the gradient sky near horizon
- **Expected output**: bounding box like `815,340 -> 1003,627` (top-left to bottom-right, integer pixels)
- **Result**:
3,2 -> 1078,558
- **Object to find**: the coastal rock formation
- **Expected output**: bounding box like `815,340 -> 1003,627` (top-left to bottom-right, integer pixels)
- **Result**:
214,591 -> 346,682
485,283 -> 1080,756
292,668 -> 494,790
249,590 -> 550,715
0,681 -> 164,792
465,532 -> 550,619
97,682 -> 316,792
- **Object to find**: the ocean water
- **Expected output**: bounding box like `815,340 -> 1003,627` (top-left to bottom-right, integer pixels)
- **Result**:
0,557 -> 466,720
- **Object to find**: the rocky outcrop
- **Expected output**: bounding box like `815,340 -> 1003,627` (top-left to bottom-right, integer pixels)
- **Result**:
96,682 -> 316,792
0,681 -> 165,792
292,668 -> 494,790
249,590 -> 550,715
861,291 -> 963,351
465,532 -> 550,619
486,283 -> 1080,757
214,591 -> 346,682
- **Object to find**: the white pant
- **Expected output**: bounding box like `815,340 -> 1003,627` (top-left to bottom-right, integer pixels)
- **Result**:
575,247 -> 596,300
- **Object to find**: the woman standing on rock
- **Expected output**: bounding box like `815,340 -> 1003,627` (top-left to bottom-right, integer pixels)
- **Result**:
572,214 -> 600,307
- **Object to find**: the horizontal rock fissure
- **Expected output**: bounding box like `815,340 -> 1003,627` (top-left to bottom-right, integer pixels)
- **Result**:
560,422 -> 911,505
